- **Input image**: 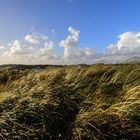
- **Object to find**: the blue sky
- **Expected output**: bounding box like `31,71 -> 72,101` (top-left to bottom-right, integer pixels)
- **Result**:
0,0 -> 140,64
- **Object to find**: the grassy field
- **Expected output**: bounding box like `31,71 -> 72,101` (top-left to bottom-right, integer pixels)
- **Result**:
0,64 -> 140,140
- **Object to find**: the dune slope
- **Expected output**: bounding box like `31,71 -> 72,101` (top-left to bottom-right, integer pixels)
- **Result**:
0,64 -> 140,140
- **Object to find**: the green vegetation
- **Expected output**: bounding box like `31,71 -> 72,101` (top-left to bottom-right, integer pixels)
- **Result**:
0,64 -> 140,140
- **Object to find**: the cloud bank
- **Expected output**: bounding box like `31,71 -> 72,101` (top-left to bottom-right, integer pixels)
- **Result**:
0,27 -> 140,64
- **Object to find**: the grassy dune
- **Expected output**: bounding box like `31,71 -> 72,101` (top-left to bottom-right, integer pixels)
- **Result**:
0,64 -> 140,140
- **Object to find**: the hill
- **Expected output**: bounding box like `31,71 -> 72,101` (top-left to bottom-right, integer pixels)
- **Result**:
124,56 -> 140,64
0,64 -> 140,140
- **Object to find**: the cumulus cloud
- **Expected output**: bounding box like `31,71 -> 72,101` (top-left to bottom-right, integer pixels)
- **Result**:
38,41 -> 55,59
107,44 -> 119,55
84,47 -> 95,58
117,32 -> 139,50
9,40 -> 22,55
59,27 -> 96,63
3,39 -> 57,64
4,40 -> 34,57
25,34 -> 39,44
107,32 -> 140,56
25,33 -> 48,44
1,40 -> 35,64
59,26 -> 80,59
93,32 -> 140,63
72,47 -> 95,59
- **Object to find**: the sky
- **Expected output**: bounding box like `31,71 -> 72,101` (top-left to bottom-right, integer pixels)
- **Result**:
0,0 -> 140,64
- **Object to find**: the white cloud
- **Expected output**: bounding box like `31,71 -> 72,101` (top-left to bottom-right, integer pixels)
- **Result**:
10,40 -> 22,55
4,40 -> 34,57
25,33 -> 48,44
72,47 -> 95,59
25,34 -> 39,44
107,32 -> 140,56
38,41 -> 55,59
59,26 -> 80,58
96,32 -> 140,63
117,32 -> 138,50
107,44 -> 119,55
0,46 -> 4,49
1,40 -> 35,64
59,27 -> 95,62
1,34 -> 55,64
84,47 -> 95,58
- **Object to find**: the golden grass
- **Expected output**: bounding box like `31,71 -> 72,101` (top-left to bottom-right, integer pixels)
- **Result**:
0,64 -> 140,139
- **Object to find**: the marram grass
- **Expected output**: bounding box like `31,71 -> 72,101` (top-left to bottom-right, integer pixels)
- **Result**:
0,64 -> 140,140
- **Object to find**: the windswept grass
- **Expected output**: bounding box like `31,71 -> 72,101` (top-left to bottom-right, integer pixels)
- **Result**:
0,64 -> 140,139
